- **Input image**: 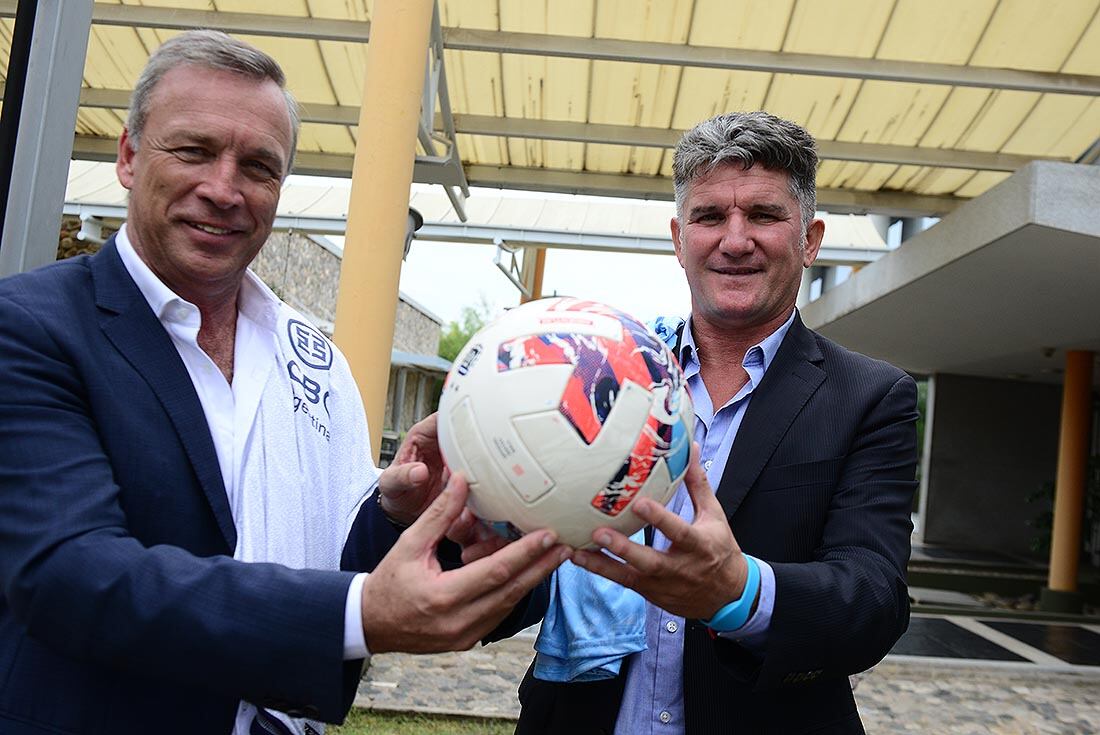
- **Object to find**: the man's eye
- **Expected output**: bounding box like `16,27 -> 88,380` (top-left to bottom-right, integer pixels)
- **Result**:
174,147 -> 207,160
695,213 -> 722,224
751,212 -> 779,223
246,161 -> 279,178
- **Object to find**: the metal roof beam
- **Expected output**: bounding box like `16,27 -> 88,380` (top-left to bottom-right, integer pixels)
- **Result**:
449,114 -> 1055,172
38,86 -> 1052,173
444,28 -> 1100,96
463,165 -> 964,218
2,2 -> 1097,95
48,2 -> 372,42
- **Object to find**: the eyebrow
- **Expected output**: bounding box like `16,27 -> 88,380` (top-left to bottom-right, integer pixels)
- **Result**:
687,203 -> 725,219
748,202 -> 791,217
688,201 -> 791,219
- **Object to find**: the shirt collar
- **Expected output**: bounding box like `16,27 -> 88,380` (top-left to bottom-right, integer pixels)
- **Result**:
115,223 -> 280,333
679,308 -> 797,379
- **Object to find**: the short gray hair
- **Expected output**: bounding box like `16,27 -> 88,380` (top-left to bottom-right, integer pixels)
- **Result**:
672,111 -> 818,232
127,29 -> 300,175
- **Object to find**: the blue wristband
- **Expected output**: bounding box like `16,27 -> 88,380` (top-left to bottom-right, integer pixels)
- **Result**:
702,555 -> 761,633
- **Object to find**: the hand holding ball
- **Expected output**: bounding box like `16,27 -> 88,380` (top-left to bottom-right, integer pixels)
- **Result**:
437,298 -> 693,549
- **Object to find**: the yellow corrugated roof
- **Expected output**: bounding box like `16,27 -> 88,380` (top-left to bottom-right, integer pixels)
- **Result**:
4,0 -> 1100,217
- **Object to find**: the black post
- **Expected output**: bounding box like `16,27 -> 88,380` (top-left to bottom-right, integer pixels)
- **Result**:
0,0 -> 40,249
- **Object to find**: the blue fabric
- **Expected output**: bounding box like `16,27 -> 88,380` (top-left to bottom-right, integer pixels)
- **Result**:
650,315 -> 685,351
533,533 -> 648,682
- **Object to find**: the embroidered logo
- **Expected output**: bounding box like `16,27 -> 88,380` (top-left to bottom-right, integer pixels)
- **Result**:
287,319 -> 332,370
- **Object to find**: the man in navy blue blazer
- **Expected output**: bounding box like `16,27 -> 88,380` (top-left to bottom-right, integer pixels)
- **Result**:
0,30 -> 564,735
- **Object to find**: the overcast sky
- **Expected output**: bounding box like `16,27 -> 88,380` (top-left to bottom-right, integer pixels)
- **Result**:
313,180 -> 695,327
396,238 -> 692,327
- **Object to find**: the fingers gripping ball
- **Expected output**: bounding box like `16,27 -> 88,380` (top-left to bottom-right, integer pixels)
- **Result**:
437,297 -> 694,549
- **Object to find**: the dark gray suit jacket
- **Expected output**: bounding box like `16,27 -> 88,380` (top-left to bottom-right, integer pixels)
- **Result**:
517,314 -> 919,735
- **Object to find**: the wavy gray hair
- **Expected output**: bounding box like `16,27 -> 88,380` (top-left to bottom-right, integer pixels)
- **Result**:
126,29 -> 300,176
672,111 -> 818,233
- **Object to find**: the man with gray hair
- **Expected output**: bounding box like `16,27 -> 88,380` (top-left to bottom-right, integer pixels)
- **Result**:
516,111 -> 918,734
0,30 -> 564,735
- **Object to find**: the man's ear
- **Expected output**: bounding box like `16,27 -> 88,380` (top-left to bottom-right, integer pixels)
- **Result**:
803,218 -> 825,268
116,129 -> 136,190
671,216 -> 686,268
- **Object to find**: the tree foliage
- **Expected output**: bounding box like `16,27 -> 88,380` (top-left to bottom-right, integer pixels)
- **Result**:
438,299 -> 497,362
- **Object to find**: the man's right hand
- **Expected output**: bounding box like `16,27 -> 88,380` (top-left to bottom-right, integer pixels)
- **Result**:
360,472 -> 569,654
375,413 -> 448,527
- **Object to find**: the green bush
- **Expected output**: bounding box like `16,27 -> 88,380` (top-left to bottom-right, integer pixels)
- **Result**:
1028,454 -> 1100,563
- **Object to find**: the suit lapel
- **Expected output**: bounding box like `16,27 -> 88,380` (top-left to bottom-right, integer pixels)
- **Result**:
711,315 -> 826,518
90,239 -> 237,550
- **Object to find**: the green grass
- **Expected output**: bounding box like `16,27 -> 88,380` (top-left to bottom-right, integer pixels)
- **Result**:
329,708 -> 515,735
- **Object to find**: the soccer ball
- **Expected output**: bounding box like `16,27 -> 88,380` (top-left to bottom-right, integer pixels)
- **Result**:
437,297 -> 693,549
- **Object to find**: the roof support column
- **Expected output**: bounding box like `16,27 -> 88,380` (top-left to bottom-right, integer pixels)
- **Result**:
0,0 -> 93,276
1040,350 -> 1095,613
519,248 -> 547,303
332,0 -> 435,463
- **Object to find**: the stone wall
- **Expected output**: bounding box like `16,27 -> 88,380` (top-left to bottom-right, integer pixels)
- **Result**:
393,297 -> 442,355
56,215 -> 114,260
251,232 -> 341,330
251,233 -> 443,355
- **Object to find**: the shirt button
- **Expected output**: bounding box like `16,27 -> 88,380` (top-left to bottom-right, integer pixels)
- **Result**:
659,711 -> 672,724
704,459 -> 713,470
665,620 -> 678,633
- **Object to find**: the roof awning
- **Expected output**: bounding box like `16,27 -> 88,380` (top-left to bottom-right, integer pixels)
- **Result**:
803,161 -> 1100,384
6,0 -> 1100,218
391,349 -> 452,374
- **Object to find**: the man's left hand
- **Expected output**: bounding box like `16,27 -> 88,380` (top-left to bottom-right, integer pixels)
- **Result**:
571,444 -> 752,620
376,413 -> 448,526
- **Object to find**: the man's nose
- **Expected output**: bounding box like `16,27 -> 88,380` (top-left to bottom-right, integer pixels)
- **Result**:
196,157 -> 245,209
717,215 -> 754,256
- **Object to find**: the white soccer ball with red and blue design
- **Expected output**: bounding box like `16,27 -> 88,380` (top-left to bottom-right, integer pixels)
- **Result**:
437,297 -> 693,549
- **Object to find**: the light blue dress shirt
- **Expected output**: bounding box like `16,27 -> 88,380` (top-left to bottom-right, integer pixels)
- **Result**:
614,310 -> 795,735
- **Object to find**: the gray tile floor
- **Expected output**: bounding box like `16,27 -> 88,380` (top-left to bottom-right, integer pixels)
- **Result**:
356,614 -> 1100,732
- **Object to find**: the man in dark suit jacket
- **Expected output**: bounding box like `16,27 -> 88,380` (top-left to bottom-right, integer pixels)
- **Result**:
515,112 -> 918,734
0,31 -> 562,735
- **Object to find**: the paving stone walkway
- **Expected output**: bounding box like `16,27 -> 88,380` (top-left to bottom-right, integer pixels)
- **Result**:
355,632 -> 1100,733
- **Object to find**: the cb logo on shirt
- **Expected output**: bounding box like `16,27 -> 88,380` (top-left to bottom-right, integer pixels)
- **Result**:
287,319 -> 332,370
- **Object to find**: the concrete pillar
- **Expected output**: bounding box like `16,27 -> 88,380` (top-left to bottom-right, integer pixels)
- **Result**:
899,217 -> 924,244
796,268 -> 813,308
1041,350 -> 1095,613
0,1 -> 94,276
331,0 -> 434,462
413,371 -> 428,421
391,368 -> 408,433
867,214 -> 891,243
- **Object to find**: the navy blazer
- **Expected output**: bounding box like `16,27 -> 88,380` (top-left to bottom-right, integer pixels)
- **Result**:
0,241 -> 365,734
516,315 -> 919,735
